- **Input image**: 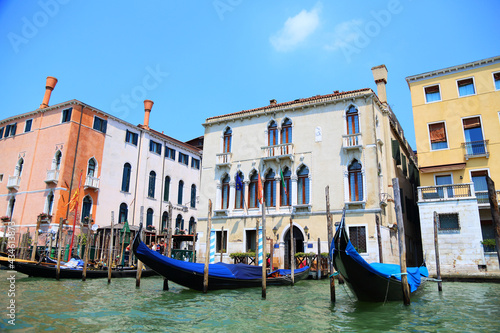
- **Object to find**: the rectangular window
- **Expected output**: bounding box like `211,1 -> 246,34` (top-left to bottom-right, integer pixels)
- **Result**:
424,85 -> 441,103
493,72 -> 500,90
245,230 -> 257,252
457,78 -> 475,97
24,119 -> 33,132
438,213 -> 460,230
165,146 -> 176,160
0,127 -> 4,139
5,123 -> 17,137
0,174 -> 3,182
216,230 -> 228,253
149,140 -> 162,154
349,226 -> 367,253
462,117 -> 485,156
125,130 -> 138,146
429,122 -> 448,150
191,158 -> 200,169
62,108 -> 72,123
178,152 -> 189,165
93,116 -> 107,133
471,170 -> 488,204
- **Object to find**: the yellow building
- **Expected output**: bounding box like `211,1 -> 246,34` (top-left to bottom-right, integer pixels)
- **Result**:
406,56 -> 500,275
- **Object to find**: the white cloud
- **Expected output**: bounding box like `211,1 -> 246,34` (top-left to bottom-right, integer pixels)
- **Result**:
270,3 -> 321,52
325,19 -> 364,51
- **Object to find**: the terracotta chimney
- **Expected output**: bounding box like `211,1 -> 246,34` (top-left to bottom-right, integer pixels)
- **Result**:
371,65 -> 388,104
270,99 -> 277,105
143,100 -> 154,129
40,76 -> 58,109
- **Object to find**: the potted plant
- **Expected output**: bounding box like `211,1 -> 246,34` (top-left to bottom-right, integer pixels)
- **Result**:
1,216 -> 10,222
82,216 -> 93,225
481,239 -> 497,252
146,225 -> 156,232
38,213 -> 52,223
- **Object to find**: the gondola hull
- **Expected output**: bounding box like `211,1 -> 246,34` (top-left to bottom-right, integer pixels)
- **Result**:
0,258 -> 157,279
133,225 -> 310,291
331,213 -> 428,302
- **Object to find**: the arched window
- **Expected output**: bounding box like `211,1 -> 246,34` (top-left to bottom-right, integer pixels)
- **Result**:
248,172 -> 259,209
221,175 -> 230,209
265,170 -> 276,207
190,184 -> 196,208
54,151 -> 62,170
297,165 -> 310,205
348,160 -> 363,201
268,121 -> 278,146
223,127 -> 232,153
45,191 -> 55,214
177,180 -> 184,205
175,214 -> 183,234
81,196 -> 92,223
121,163 -> 131,192
235,172 -> 244,209
148,171 -> 156,198
280,167 -> 291,207
8,197 -> 15,218
119,203 -> 128,223
87,158 -> 97,177
161,211 -> 168,232
189,217 -> 195,234
164,176 -> 170,202
146,208 -> 154,227
281,118 -> 292,144
15,158 -> 24,177
346,105 -> 359,135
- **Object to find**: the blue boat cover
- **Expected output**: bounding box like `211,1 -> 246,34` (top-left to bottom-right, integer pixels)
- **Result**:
333,240 -> 428,293
137,241 -> 308,280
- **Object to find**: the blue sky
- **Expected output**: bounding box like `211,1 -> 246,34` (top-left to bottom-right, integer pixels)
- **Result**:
0,0 -> 499,149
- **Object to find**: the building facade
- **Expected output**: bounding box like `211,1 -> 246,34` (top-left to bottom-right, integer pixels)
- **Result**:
197,66 -> 422,269
0,77 -> 201,245
406,55 -> 500,274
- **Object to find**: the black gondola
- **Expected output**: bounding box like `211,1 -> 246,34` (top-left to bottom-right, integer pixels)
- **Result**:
132,223 -> 310,291
331,210 -> 428,302
0,256 -> 157,279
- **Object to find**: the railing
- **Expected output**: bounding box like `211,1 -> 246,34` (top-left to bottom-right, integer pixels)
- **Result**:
7,176 -> 21,189
84,175 -> 100,190
342,133 -> 362,149
216,152 -> 232,166
418,183 -> 474,202
462,140 -> 489,159
261,143 -> 294,159
45,169 -> 59,183
171,249 -> 195,262
476,190 -> 500,206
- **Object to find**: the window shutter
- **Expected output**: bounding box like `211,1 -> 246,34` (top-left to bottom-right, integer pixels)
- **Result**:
392,140 -> 401,165
429,123 -> 446,143
462,117 -> 481,129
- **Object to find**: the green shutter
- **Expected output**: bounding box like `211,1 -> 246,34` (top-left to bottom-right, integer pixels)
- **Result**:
392,140 -> 401,165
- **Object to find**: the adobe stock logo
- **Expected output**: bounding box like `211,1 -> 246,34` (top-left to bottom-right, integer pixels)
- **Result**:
110,65 -> 169,120
213,0 -> 243,21
7,0 -> 71,54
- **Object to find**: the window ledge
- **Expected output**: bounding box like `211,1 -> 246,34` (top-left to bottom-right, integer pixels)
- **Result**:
345,201 -> 366,209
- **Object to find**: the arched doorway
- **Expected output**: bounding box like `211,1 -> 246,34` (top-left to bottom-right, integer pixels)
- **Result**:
283,225 -> 305,269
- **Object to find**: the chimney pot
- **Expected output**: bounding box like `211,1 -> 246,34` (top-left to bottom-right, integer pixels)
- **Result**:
143,100 -> 154,129
371,65 -> 388,104
270,99 -> 277,105
40,76 -> 58,109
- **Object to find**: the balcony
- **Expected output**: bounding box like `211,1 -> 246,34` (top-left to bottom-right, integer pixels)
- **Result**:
261,143 -> 294,161
45,169 -> 60,184
475,190 -> 500,208
84,175 -> 100,191
7,176 -> 21,190
462,140 -> 489,160
342,133 -> 362,151
418,183 -> 474,202
215,153 -> 232,168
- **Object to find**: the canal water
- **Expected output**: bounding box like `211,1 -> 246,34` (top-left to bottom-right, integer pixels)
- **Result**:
1,270 -> 499,332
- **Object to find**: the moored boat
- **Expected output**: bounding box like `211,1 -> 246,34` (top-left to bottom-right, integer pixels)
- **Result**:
331,211 -> 428,302
132,223 -> 310,291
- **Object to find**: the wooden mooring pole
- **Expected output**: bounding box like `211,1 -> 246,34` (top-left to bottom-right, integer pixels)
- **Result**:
433,211 -> 443,292
392,178 -> 411,305
30,217 -> 41,261
317,237 -> 321,280
290,217 -> 294,286
486,176 -> 500,266
136,207 -> 144,288
255,219 -> 259,266
82,219 -> 92,282
325,186 -> 335,302
163,203 -> 173,291
108,212 -> 114,284
376,215 -> 383,263
56,218 -> 64,280
203,200 -> 213,293
261,200 -> 267,299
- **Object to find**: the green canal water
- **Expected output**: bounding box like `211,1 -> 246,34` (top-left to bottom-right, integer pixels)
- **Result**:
0,270 -> 499,332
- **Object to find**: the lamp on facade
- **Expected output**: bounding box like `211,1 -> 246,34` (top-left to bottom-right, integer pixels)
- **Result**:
304,225 -> 310,240
272,225 -> 279,241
